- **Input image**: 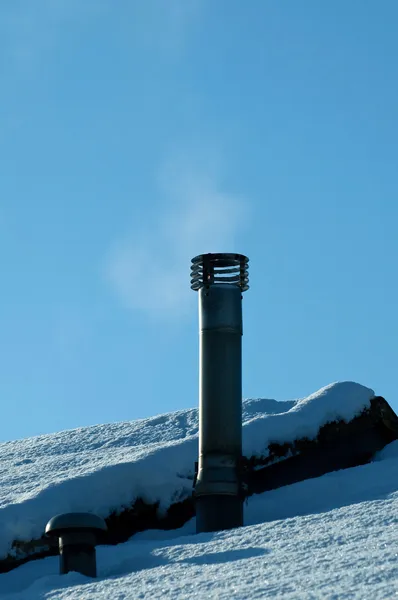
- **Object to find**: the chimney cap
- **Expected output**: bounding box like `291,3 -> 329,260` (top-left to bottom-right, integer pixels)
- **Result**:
45,512 -> 107,537
190,253 -> 249,292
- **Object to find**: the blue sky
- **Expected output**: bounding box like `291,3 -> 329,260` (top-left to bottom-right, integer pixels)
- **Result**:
1,0 -> 397,442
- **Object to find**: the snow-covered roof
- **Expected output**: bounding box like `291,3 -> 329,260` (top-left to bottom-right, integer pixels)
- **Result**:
3,381 -> 397,599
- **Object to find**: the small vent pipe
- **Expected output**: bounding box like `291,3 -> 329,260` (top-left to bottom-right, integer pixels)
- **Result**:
45,512 -> 107,577
190,253 -> 249,533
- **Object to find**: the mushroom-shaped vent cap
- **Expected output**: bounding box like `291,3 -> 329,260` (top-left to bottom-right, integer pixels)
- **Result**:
45,512 -> 107,536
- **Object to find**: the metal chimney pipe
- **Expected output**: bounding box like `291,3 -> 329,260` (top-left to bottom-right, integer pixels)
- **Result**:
191,253 -> 249,533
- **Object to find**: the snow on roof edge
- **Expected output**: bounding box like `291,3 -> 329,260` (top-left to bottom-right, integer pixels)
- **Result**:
0,381 -> 375,560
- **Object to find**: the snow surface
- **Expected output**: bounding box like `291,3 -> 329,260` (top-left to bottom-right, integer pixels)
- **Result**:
2,438 -> 398,598
0,382 -> 373,561
2,380 -> 393,599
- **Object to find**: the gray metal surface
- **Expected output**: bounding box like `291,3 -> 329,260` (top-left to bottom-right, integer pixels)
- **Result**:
191,253 -> 249,291
45,512 -> 106,577
196,495 -> 243,533
191,253 -> 249,534
198,285 -> 242,459
45,512 -> 107,535
59,541 -> 97,577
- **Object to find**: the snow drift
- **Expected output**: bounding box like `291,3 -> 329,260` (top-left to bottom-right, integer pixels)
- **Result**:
0,381 -> 378,564
1,382 -> 398,598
